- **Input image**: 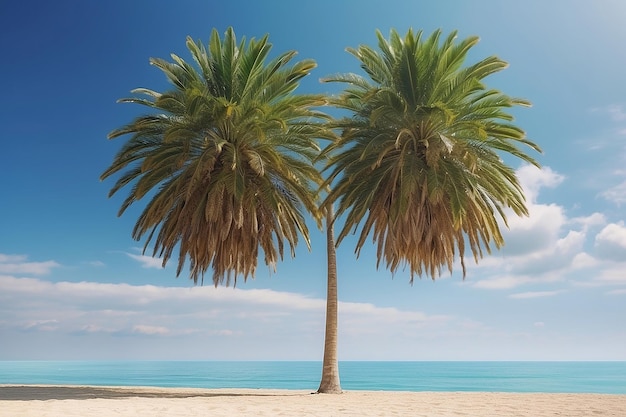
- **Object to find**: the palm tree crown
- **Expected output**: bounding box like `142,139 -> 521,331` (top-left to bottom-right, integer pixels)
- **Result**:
321,28 -> 542,281
101,27 -> 331,286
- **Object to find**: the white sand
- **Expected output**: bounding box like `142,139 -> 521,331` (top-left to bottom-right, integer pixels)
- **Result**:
1,385 -> 625,416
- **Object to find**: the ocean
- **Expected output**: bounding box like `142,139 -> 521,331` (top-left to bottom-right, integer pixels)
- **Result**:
0,361 -> 624,394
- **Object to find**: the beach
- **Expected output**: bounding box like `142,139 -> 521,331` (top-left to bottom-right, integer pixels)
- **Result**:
1,386 -> 625,417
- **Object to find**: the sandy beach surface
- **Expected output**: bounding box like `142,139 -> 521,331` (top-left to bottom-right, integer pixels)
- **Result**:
1,385 -> 625,416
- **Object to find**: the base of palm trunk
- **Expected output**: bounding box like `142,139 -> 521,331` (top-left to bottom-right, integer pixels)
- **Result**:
316,384 -> 342,394
316,361 -> 342,394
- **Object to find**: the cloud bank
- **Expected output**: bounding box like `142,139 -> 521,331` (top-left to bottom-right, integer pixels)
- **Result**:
466,165 -> 626,291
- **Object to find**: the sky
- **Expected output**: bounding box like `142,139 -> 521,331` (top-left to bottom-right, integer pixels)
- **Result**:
1,0 -> 625,361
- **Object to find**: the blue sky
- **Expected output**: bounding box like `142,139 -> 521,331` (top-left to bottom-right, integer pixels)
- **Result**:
1,0 -> 625,361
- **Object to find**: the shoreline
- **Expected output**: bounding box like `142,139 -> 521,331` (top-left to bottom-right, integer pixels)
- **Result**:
1,385 -> 625,416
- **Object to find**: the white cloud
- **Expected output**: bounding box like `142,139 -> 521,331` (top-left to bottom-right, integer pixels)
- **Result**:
0,254 -> 27,263
515,165 -> 565,203
470,221 -> 586,290
606,104 -> 626,121
495,166 -> 567,257
473,276 -> 530,290
499,203 -> 565,255
596,222 -> 626,247
132,325 -> 170,336
126,253 -> 165,269
509,291 -> 563,299
571,212 -> 606,231
77,324 -> 116,334
21,319 -> 59,332
571,252 -> 598,269
0,254 -> 59,275
467,166 -> 621,290
592,104 -> 626,122
600,180 -> 626,206
591,264 -> 626,285
594,222 -> 626,261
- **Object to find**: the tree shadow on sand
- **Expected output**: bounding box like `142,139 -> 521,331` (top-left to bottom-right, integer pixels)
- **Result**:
0,386 -> 310,401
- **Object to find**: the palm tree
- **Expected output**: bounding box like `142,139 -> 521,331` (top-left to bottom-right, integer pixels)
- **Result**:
100,27 -> 332,286
316,28 -> 541,391
102,26 -> 542,396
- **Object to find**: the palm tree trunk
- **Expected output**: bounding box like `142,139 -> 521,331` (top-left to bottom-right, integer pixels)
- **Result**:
317,205 -> 342,394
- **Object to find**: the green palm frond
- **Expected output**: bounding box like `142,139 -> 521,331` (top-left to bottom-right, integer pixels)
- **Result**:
102,27 -> 332,286
322,28 -> 541,282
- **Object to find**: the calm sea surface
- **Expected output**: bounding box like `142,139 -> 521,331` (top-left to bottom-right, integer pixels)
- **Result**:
0,361 -> 624,394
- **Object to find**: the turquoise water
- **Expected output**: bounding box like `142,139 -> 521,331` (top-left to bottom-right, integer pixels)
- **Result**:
0,361 -> 624,393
